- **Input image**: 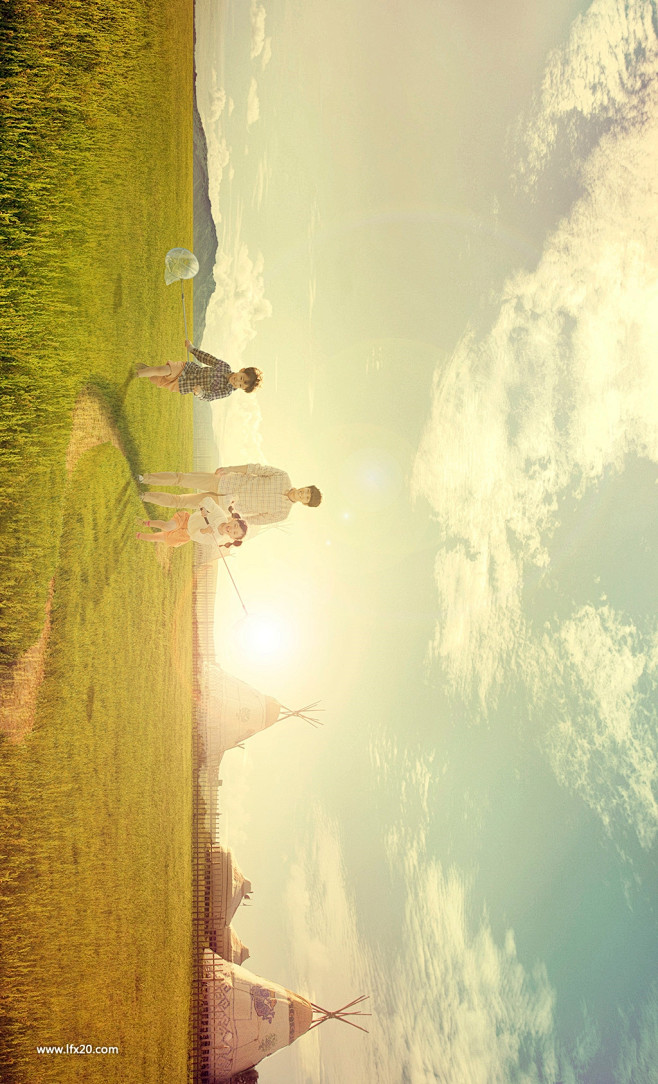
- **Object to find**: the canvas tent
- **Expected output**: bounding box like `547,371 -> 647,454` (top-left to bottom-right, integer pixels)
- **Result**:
206,843 -> 252,930
202,951 -> 313,1081
211,925 -> 250,965
203,665 -> 281,761
201,951 -> 369,1082
200,665 -> 321,842
202,665 -> 321,774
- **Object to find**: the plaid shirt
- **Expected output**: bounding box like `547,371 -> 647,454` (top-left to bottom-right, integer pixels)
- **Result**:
217,464 -> 293,526
178,347 -> 234,401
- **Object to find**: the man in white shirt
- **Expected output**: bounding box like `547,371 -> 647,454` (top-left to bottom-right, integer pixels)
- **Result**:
139,464 -> 322,526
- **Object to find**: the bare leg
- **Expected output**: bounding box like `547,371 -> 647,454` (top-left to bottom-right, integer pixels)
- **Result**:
136,531 -> 169,543
143,518 -> 177,529
135,363 -> 172,379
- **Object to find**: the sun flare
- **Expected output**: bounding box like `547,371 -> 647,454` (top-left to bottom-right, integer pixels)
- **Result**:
234,612 -> 293,661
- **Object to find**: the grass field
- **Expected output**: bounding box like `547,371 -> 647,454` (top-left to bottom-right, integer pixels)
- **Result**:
0,0 -> 196,1079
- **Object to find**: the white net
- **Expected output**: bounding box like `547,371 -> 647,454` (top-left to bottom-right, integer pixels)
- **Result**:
164,246 -> 199,284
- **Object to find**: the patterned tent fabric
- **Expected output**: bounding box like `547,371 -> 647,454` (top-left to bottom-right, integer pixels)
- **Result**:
202,950 -> 313,1082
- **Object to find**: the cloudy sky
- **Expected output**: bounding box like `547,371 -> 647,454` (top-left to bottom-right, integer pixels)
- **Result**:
194,2 -> 658,1080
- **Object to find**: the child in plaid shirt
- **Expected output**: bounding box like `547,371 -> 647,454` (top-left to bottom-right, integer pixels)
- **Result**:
135,340 -> 262,402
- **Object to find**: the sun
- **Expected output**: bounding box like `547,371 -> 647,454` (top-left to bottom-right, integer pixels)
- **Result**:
234,612 -> 293,661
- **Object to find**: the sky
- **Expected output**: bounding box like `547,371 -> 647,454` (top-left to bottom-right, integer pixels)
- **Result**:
194,2 -> 658,1081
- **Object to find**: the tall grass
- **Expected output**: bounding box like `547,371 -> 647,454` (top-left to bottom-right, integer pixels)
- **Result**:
1,447 -> 193,1082
0,0 -> 195,1079
0,0 -> 194,665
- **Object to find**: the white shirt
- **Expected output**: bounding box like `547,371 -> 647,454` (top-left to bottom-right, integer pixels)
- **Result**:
187,499 -> 228,545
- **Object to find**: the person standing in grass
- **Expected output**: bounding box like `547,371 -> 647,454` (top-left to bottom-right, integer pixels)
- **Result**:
136,500 -> 248,552
140,463 -> 322,526
135,339 -> 263,401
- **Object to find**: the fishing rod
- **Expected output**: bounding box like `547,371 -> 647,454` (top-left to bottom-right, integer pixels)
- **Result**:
199,507 -> 249,617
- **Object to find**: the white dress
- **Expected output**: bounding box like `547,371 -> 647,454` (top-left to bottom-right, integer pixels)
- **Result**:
186,498 -> 228,545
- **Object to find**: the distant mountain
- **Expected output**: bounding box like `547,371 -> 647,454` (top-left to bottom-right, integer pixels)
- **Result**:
193,81 -> 219,345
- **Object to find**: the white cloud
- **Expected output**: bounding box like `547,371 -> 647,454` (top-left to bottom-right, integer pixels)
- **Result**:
212,746 -> 255,855
282,801 -> 582,1084
261,37 -> 272,70
202,242 -> 271,460
208,70 -> 227,123
283,812 -> 376,1083
250,0 -> 267,60
388,859 -> 564,1084
412,0 -> 658,844
205,243 -> 272,360
252,154 -> 271,211
541,605 -> 658,849
247,77 -> 260,127
216,390 -> 265,468
205,134 -> 231,224
414,119 -> 658,696
513,0 -> 658,191
615,983 -> 658,1084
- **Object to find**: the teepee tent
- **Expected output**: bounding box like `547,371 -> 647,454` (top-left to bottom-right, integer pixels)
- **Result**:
211,925 -> 250,965
207,844 -> 252,930
201,952 -> 369,1082
204,665 -> 279,759
202,951 -> 312,1081
203,664 -> 322,771
201,667 -> 322,837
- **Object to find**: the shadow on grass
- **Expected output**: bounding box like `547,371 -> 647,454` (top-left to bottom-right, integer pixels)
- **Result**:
83,375 -> 142,476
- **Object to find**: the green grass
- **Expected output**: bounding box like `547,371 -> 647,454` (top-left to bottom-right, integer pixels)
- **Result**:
0,0 -> 195,666
0,0 -> 196,1079
2,447 -> 193,1082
